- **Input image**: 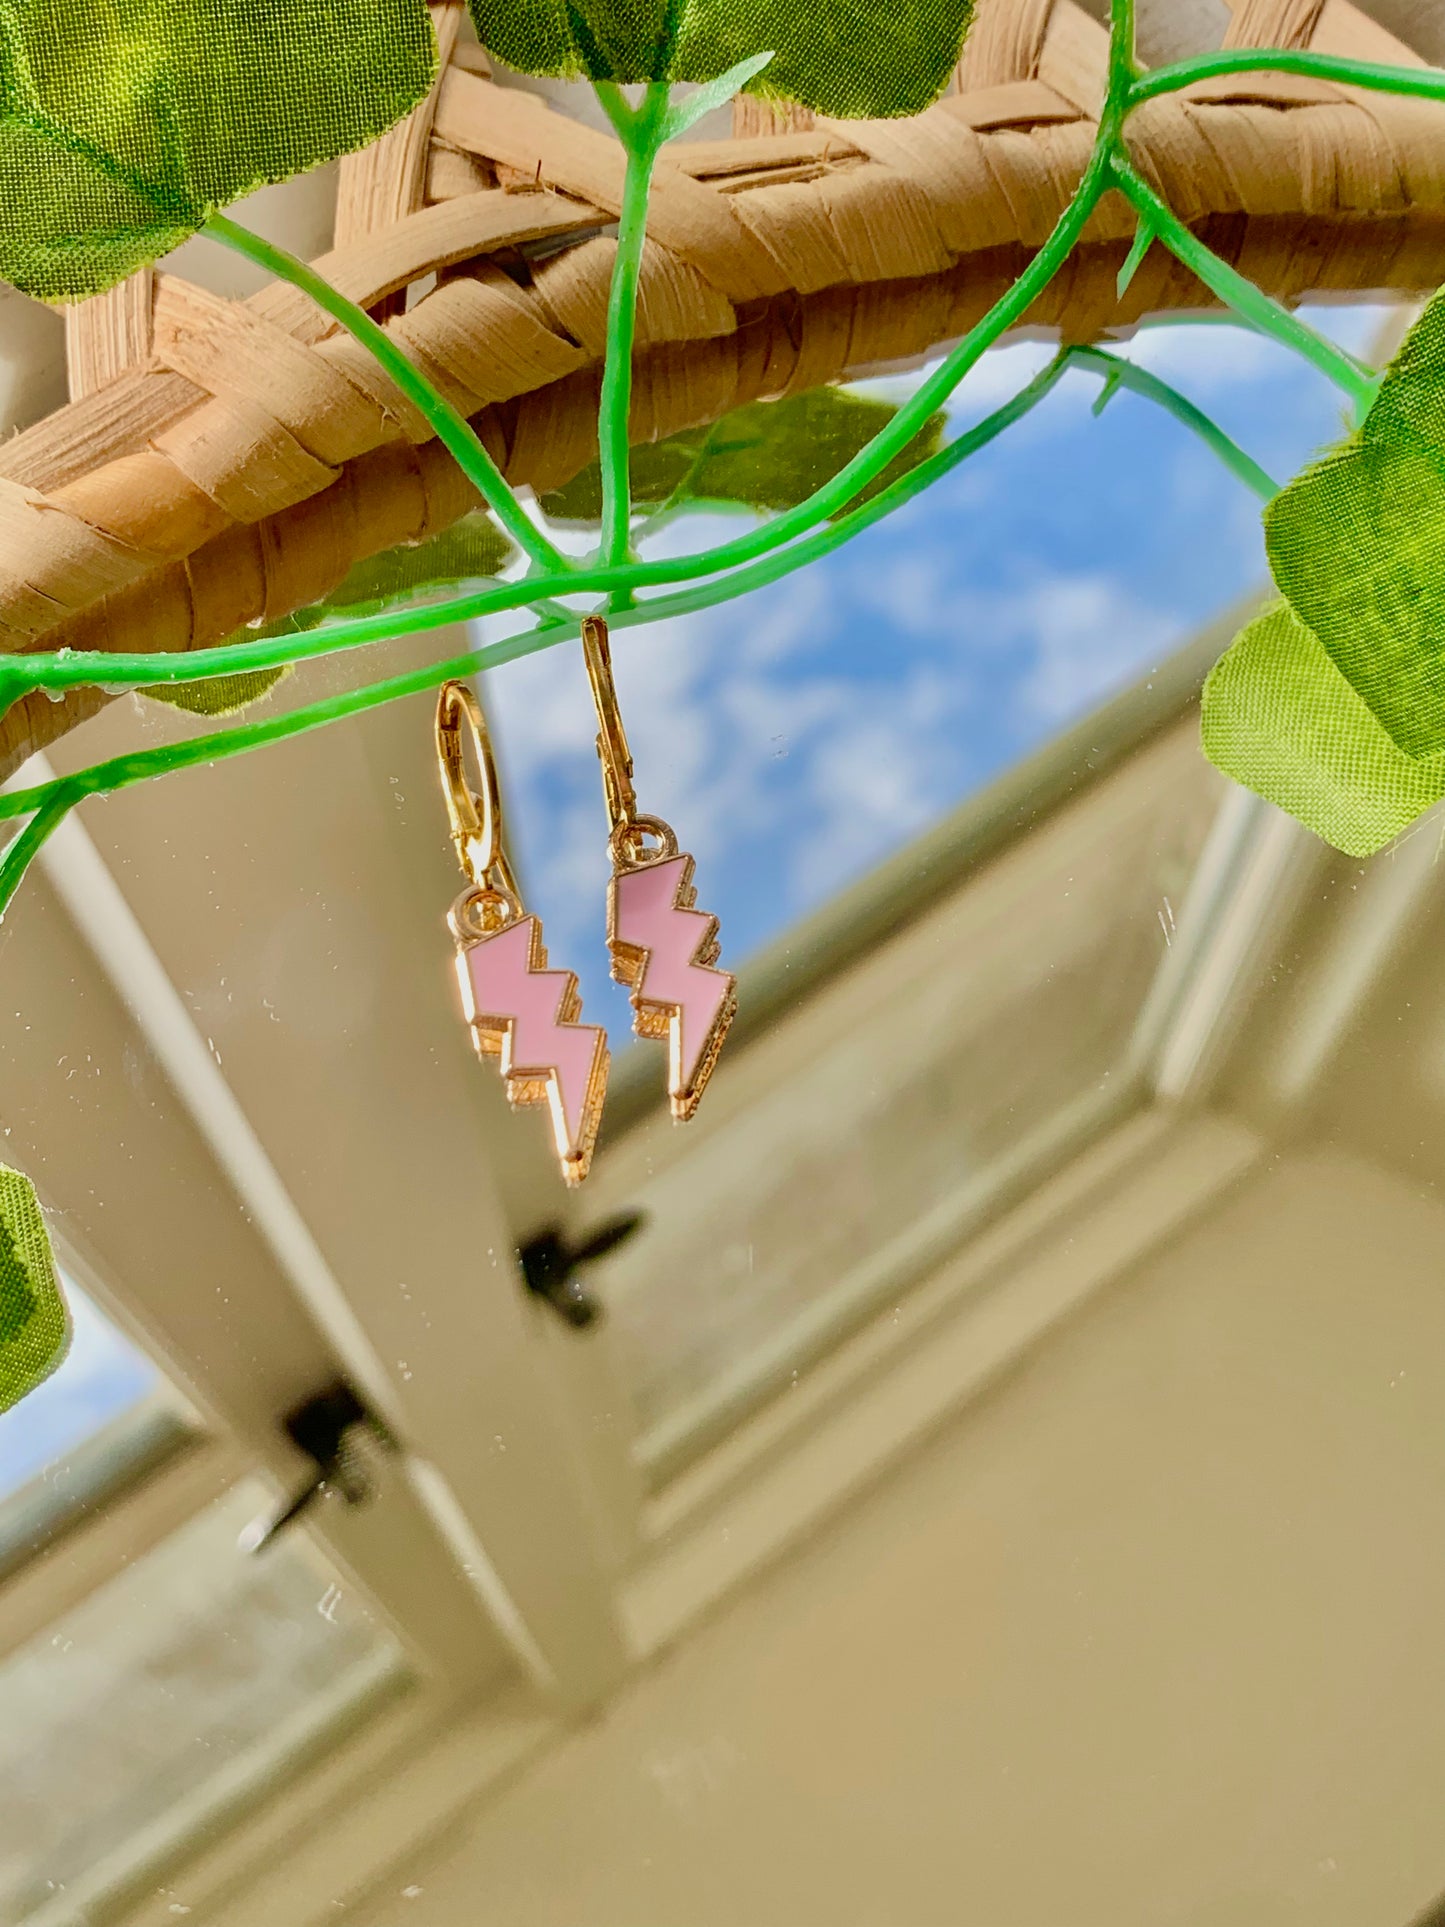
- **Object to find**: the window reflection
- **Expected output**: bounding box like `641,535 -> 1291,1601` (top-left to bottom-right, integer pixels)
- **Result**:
0,1483 -> 406,1924
0,1286 -> 157,1505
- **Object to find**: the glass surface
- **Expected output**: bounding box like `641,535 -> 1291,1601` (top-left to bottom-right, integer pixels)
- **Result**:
0,1482 -> 406,1923
478,305 -> 1385,1468
485,305 -> 1388,1033
0,1285 -> 160,1504
586,724 -> 1225,1461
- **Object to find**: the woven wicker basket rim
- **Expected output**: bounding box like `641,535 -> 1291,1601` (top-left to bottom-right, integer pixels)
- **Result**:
1,0 -> 1443,775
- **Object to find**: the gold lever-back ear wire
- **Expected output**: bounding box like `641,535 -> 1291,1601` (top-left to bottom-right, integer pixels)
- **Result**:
580,615 -> 638,837
579,614 -> 736,1122
434,678 -> 610,1186
435,679 -> 519,901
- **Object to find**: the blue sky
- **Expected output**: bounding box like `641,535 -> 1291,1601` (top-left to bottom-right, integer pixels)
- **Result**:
0,1286 -> 156,1502
0,302 -> 1389,1502
484,303 -> 1386,1032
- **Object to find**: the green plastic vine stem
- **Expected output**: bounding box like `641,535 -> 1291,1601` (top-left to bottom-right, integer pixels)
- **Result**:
0,340 -> 1282,913
201,213 -> 572,578
1067,345 -> 1279,501
621,69 -> 1140,590
1130,48 -> 1445,110
0,329 -> 1278,711
590,57 -> 775,587
1105,157 -> 1381,420
594,81 -> 672,578
1103,0 -> 1384,418
0,791 -> 72,912
1109,0 -> 1140,93
352,110 -> 1131,608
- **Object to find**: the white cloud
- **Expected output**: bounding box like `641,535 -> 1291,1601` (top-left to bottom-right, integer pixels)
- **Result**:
852,545 -> 962,643
486,457 -> 1192,956
1304,298 -> 1402,362
792,672 -> 957,900
848,300 -> 1401,434
1122,320 -> 1281,390
996,572 -> 1179,723
726,570 -> 833,671
850,338 -> 1059,419
478,636 -> 595,776
1096,300 -> 1402,397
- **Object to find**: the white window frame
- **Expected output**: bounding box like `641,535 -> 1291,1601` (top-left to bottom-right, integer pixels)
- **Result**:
0,652 -> 641,1921
3,606 -> 1431,1927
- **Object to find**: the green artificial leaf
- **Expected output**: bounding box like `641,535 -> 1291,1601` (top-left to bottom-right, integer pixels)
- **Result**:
230,513 -> 517,650
0,1165 -> 69,1415
142,667 -> 292,717
658,50 -> 774,139
1262,288 -> 1445,758
320,514 -> 516,613
1201,601 -> 1445,857
1266,440 -> 1445,760
142,516 -> 514,712
285,514 -> 515,629
0,0 -> 439,300
469,0 -> 974,118
540,428 -> 707,524
540,385 -> 946,527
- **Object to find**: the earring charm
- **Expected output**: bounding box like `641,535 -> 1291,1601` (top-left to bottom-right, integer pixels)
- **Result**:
435,680 -> 609,1185
581,616 -> 736,1121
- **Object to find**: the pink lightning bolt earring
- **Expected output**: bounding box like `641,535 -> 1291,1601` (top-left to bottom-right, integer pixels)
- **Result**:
435,680 -> 609,1185
580,616 -> 737,1122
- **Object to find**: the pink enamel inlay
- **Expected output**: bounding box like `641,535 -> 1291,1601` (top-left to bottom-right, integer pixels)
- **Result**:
614,855 -> 732,1094
464,917 -> 604,1159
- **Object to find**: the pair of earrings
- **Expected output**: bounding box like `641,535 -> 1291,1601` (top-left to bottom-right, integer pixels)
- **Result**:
435,616 -> 736,1187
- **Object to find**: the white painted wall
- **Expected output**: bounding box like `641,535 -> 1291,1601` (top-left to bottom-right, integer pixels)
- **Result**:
347,1146 -> 1445,1927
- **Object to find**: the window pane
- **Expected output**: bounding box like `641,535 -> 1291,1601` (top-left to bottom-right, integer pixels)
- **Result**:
481,306 -> 1383,1465
0,1482 -> 408,1922
0,1286 -> 159,1504
488,305 -> 1388,1036
587,723 -> 1225,1467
